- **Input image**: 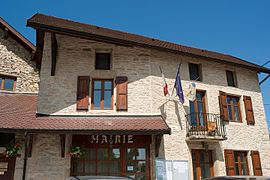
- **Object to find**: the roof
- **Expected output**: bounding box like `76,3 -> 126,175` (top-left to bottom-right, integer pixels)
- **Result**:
0,17 -> 35,52
0,93 -> 170,134
27,13 -> 270,74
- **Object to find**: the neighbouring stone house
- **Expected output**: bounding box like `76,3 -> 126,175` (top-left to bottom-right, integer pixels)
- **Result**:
0,17 -> 39,180
1,13 -> 270,180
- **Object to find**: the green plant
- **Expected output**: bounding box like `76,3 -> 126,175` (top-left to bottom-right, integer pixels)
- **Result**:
67,145 -> 85,158
4,143 -> 22,158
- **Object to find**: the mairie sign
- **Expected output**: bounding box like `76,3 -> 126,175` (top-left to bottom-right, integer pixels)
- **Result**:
90,135 -> 134,144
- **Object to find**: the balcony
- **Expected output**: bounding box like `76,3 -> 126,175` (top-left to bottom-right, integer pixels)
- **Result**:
186,113 -> 227,141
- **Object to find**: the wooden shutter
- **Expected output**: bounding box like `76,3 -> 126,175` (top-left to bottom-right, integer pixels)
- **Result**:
219,91 -> 229,121
224,149 -> 236,175
77,76 -> 90,110
243,96 -> 255,125
116,76 -> 128,111
251,151 -> 263,176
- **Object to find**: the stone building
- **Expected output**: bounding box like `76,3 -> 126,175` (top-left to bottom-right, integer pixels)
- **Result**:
0,17 -> 39,180
1,13 -> 270,180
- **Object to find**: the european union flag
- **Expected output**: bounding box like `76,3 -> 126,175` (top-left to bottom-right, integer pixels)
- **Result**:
175,64 -> 184,104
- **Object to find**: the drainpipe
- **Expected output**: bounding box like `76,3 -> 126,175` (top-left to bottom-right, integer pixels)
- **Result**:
22,132 -> 28,180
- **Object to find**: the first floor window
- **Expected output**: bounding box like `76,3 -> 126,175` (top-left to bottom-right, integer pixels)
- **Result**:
0,75 -> 16,91
234,151 -> 249,175
92,79 -> 113,109
226,96 -> 241,122
189,91 -> 207,127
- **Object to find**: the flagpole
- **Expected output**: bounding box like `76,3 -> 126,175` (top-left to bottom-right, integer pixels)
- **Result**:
159,66 -> 162,74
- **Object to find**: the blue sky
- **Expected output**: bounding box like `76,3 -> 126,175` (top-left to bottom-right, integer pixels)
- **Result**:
2,0 -> 270,131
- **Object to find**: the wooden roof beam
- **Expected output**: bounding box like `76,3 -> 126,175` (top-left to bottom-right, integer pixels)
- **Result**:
51,32 -> 57,76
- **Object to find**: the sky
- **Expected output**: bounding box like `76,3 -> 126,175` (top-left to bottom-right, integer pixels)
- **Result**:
2,0 -> 270,131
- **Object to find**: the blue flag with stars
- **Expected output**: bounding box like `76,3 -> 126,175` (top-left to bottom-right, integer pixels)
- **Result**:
175,64 -> 184,104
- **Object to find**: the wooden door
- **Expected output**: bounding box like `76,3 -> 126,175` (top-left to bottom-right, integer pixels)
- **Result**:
192,150 -> 214,180
0,156 -> 16,180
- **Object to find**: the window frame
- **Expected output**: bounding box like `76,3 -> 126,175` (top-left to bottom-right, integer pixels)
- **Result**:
95,52 -> 111,70
91,79 -> 114,110
0,75 -> 17,91
189,90 -> 207,128
189,63 -> 202,81
233,151 -> 249,176
226,95 -> 242,122
226,70 -> 237,87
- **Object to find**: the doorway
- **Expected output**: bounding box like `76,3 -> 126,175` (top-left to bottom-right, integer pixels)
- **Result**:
0,156 -> 16,180
192,149 -> 214,180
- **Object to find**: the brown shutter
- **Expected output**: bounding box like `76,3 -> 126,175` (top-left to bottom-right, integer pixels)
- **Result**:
243,96 -> 255,125
224,149 -> 236,175
219,91 -> 229,121
77,76 -> 90,110
251,151 -> 263,176
116,76 -> 128,111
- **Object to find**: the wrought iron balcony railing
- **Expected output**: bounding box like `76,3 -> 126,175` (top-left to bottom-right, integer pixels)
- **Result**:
186,112 -> 227,141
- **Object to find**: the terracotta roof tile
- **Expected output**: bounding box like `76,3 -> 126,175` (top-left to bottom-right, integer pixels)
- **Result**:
0,93 -> 170,134
27,13 -> 270,74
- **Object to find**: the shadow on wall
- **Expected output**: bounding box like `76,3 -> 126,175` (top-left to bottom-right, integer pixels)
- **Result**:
159,99 -> 190,131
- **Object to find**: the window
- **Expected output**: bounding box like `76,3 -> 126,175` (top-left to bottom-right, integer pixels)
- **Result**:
95,53 -> 111,70
189,63 -> 202,81
0,75 -> 16,91
226,96 -> 241,122
71,147 -> 121,176
0,133 -> 15,147
234,151 -> 249,175
225,150 -> 250,176
189,91 -> 207,127
92,79 -> 113,109
226,70 -> 237,87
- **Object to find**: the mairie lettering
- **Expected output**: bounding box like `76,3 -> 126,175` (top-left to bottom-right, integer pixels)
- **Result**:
90,135 -> 134,144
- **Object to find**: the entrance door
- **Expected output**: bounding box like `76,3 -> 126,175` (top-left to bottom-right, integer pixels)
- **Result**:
192,150 -> 214,180
0,156 -> 16,180
125,147 -> 149,180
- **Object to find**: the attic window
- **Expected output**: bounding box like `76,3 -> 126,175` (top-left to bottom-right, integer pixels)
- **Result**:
95,53 -> 111,70
189,63 -> 202,81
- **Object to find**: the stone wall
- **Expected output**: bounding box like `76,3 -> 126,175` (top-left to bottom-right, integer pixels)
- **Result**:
0,29 -> 39,93
37,33 -> 270,179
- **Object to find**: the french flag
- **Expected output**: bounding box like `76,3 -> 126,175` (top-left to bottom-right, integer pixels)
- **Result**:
160,67 -> 168,96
